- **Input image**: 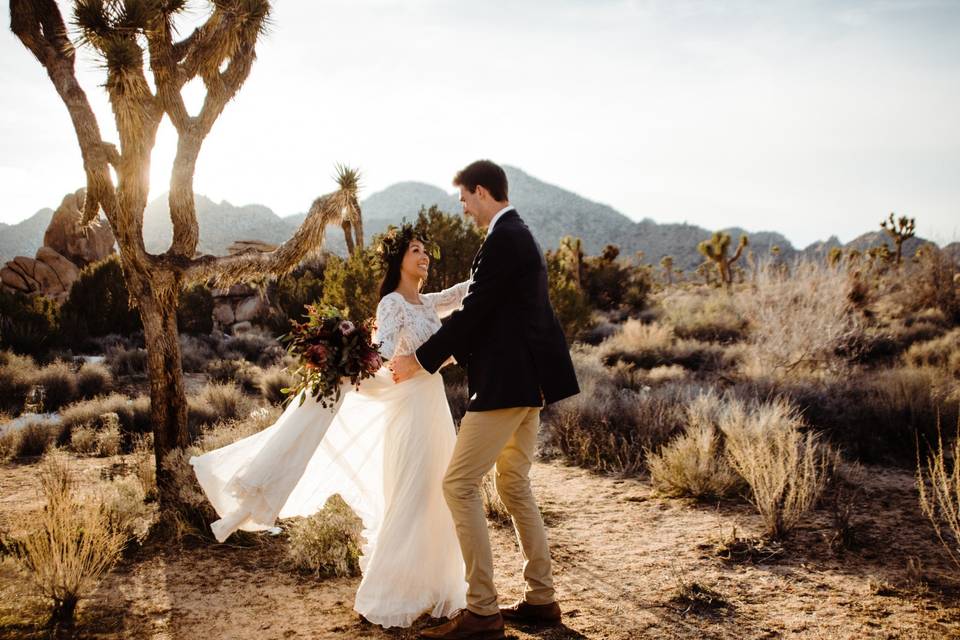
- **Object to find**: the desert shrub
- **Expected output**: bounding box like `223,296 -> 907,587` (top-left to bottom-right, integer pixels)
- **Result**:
482,472 -> 512,526
69,426 -> 99,456
646,394 -> 742,499
583,244 -> 652,312
259,365 -> 295,405
195,406 -> 279,452
720,398 -> 835,539
10,450 -> 126,625
0,428 -> 19,463
180,334 -> 217,373
14,421 -> 59,459
598,320 -> 733,373
69,415 -> 120,458
544,347 -> 701,474
286,495 -> 363,578
76,362 -> 112,398
130,434 -> 156,502
188,382 -> 250,434
33,361 -> 79,411
0,351 -> 37,414
902,246 -> 960,322
0,289 -> 60,357
661,290 -> 748,343
100,474 -> 152,545
545,248 -> 594,342
60,393 -> 153,445
206,358 -> 263,393
177,283 -> 214,335
217,330 -> 283,367
105,345 -> 147,377
265,261 -> 326,335
904,328 -> 960,376
59,255 -> 142,344
736,261 -> 863,377
917,419 -> 960,568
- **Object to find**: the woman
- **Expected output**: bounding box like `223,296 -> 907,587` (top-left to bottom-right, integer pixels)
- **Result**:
190,226 -> 471,628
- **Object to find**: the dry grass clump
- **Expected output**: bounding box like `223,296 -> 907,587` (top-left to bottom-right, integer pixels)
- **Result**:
482,471 -> 512,526
904,328 -> 960,376
188,382 -> 252,433
100,474 -> 152,545
76,362 -> 112,399
646,394 -> 743,500
661,290 -> 748,343
33,361 -> 79,411
69,413 -> 121,457
60,392 -> 152,444
0,351 -> 37,414
218,330 -> 285,367
916,419 -> 960,569
104,345 -> 147,377
545,347 -> 700,474
598,320 -> 733,373
735,260 -> 863,377
9,450 -> 126,626
259,365 -> 295,405
720,398 -> 835,539
285,494 -> 363,578
206,358 -> 264,393
130,434 -> 157,502
9,421 -> 60,459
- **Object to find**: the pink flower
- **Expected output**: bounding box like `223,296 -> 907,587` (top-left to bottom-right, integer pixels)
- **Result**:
305,344 -> 329,367
339,320 -> 356,336
364,351 -> 383,371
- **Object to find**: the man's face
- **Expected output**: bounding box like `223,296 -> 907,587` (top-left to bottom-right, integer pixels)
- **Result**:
459,185 -> 484,227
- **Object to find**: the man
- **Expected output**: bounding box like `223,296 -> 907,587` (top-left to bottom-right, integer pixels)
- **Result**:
391,159 -> 580,640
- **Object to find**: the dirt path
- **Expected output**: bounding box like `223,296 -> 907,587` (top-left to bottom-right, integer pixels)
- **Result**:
2,458 -> 959,639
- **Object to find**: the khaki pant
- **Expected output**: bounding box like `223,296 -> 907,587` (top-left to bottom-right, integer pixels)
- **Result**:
443,407 -> 555,616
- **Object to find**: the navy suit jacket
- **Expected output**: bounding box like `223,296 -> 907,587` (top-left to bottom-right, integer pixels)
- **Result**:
416,210 -> 580,411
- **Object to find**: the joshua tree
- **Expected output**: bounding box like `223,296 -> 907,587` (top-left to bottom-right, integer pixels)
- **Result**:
659,255 -> 674,285
557,236 -> 585,289
697,231 -> 749,291
10,0 -> 360,507
880,212 -> 916,266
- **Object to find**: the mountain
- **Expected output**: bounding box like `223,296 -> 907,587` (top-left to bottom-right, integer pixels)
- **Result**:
6,169 -> 951,272
0,208 -> 55,266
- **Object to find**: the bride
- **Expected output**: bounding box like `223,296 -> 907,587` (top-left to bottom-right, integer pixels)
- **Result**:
190,225 -> 470,628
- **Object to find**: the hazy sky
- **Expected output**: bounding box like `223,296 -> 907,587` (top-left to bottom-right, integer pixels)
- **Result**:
2,0 -> 958,248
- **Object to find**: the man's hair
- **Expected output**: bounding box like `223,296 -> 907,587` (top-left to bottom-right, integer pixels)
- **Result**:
453,160 -> 509,202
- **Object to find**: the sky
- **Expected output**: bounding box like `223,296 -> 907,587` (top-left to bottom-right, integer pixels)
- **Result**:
1,0 -> 958,248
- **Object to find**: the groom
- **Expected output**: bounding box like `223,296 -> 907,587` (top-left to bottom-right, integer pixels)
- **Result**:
391,160 -> 579,639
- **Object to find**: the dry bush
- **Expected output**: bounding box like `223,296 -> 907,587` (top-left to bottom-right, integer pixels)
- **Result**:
900,246 -> 960,321
0,351 -> 37,414
645,365 -> 688,385
100,474 -> 152,545
60,392 -> 152,444
105,345 -> 147,377
188,382 -> 251,433
76,362 -> 112,399
285,495 -> 363,578
130,434 -> 156,502
10,450 -> 126,625
69,426 -> 98,456
824,459 -> 866,551
259,365 -> 295,405
720,398 -> 835,539
646,394 -> 743,500
661,290 -> 748,343
917,418 -> 960,569
598,320 -> 733,373
482,472 -> 512,526
180,334 -> 217,373
218,330 -> 284,367
904,328 -> 960,376
545,346 -> 701,474
0,428 -> 18,463
196,406 -> 279,452
206,358 -> 263,393
14,421 -> 59,459
33,361 -> 79,411
736,261 -> 863,377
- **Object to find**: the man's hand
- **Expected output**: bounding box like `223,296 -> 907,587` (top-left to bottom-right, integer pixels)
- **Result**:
389,354 -> 422,383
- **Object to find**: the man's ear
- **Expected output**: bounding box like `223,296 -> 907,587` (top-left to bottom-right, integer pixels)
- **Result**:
475,184 -> 490,201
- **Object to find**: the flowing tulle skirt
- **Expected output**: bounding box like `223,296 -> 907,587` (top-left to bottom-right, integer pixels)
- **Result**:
189,367 -> 467,627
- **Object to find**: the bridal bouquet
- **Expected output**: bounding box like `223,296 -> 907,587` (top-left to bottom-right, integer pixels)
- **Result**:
280,305 -> 383,408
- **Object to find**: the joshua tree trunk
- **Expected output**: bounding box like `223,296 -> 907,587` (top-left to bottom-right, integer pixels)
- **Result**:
11,0 -> 360,511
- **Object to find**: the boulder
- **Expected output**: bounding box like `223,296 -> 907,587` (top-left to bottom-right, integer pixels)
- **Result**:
43,189 -> 115,267
35,247 -> 80,290
234,295 -> 269,323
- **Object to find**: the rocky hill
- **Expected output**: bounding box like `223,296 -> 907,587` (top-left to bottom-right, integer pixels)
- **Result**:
3,167 -> 949,272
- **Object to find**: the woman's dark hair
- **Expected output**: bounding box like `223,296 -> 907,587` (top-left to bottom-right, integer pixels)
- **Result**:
378,235 -> 430,300
453,159 -> 508,202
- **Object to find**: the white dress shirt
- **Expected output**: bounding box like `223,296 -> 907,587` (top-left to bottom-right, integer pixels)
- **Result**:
486,206 -> 514,238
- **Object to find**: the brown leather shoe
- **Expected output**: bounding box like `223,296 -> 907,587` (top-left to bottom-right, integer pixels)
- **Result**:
419,609 -> 505,640
499,599 -> 562,626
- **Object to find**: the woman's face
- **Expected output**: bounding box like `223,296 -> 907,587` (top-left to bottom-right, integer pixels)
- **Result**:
401,239 -> 430,281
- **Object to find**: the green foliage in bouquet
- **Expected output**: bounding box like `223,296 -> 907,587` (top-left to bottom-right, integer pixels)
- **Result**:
280,305 -> 383,408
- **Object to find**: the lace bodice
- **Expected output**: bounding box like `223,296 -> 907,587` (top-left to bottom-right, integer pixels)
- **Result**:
374,281 -> 471,360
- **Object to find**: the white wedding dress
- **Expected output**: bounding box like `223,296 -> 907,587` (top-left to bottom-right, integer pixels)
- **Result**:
190,282 -> 471,628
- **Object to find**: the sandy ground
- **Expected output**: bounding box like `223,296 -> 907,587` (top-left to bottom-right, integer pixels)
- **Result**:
1,455 -> 959,639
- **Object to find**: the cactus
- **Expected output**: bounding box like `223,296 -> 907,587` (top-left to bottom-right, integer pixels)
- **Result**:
880,212 -> 915,266
697,232 -> 749,291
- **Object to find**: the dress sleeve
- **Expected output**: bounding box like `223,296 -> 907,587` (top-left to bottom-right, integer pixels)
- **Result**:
422,280 -> 472,319
374,294 -> 404,361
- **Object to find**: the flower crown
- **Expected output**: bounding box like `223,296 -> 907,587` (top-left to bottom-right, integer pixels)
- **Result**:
375,220 -> 440,267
